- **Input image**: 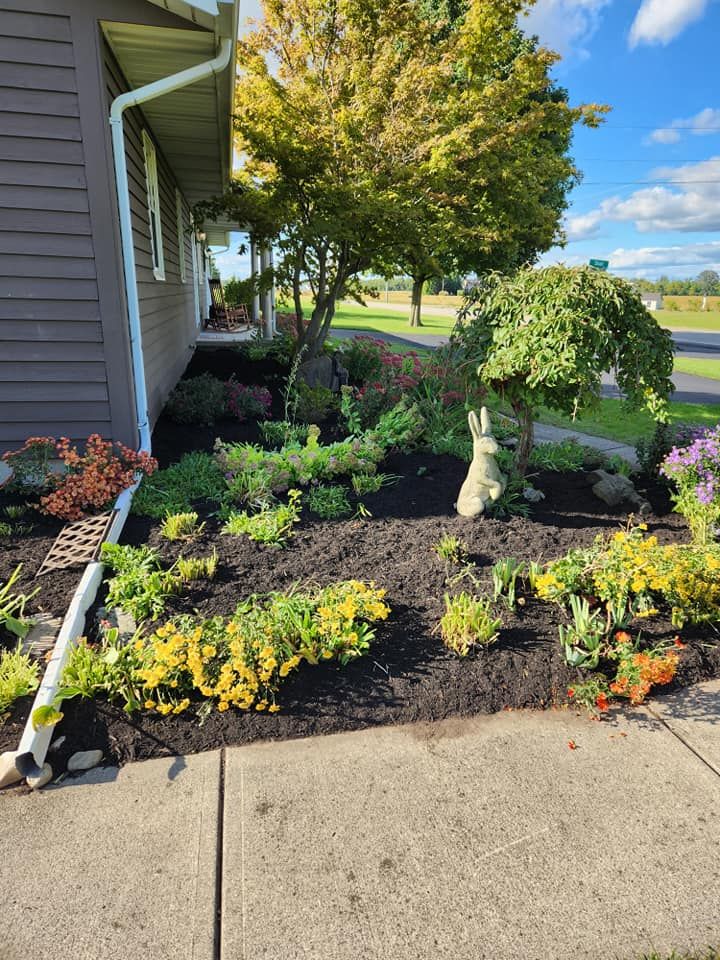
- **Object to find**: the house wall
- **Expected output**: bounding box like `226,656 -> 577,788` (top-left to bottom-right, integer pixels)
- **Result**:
103,40 -> 198,429
0,7 -> 118,450
0,0 -> 205,454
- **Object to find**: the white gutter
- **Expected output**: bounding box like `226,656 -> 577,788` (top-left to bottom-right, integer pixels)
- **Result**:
109,35 -> 233,454
3,37 -> 234,788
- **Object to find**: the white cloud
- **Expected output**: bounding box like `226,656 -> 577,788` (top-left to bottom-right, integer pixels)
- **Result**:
610,240 -> 720,270
521,0 -> 612,60
649,107 -> 720,144
629,0 -> 708,47
567,156 -> 720,236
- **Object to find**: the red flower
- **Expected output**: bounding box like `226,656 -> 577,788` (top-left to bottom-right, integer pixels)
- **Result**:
568,740 -> 577,750
595,693 -> 610,712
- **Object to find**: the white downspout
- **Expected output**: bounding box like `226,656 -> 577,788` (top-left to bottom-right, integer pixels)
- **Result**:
109,36 -> 233,453
4,38 -> 234,788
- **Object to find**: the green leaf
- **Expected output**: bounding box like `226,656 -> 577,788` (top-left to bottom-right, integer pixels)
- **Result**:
32,705 -> 64,730
4,615 -> 30,639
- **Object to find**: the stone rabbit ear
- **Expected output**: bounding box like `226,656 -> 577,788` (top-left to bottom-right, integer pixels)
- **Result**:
480,407 -> 492,435
468,410 -> 480,439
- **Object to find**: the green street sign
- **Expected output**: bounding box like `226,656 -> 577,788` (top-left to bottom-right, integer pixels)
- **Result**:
589,258 -> 609,271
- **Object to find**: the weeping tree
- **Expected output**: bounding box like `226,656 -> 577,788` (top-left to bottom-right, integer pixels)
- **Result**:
454,266 -> 675,474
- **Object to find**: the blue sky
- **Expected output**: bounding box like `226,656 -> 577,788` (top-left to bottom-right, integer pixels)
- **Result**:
529,0 -> 720,279
214,0 -> 720,282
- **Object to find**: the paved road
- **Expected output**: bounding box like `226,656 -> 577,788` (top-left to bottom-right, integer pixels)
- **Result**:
333,327 -> 720,407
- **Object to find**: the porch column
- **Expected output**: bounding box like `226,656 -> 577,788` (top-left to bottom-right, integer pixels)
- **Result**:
260,244 -> 273,339
249,235 -> 260,324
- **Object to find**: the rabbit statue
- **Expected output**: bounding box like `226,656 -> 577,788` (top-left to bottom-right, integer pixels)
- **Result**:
456,407 -> 507,518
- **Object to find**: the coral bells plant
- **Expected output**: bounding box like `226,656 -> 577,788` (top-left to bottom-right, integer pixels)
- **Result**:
661,425 -> 720,543
38,435 -> 157,521
225,381 -> 272,422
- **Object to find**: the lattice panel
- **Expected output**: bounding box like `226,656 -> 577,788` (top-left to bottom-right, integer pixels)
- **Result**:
36,511 -> 117,577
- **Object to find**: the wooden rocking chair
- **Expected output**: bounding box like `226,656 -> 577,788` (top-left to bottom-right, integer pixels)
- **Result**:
206,278 -> 251,331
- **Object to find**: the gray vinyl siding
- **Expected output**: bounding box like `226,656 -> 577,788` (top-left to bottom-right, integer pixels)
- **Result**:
103,40 -> 197,428
0,7 -> 112,450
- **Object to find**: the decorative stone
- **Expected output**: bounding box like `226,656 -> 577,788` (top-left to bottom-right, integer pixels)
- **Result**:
456,408 -> 508,518
523,486 -> 546,503
297,353 -> 349,392
95,606 -> 137,642
27,763 -> 53,790
587,469 -> 652,515
67,749 -> 103,773
0,751 -> 22,789
48,735 -> 66,753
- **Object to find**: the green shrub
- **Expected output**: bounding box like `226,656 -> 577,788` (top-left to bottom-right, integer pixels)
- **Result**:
132,452 -> 225,518
293,382 -> 337,423
222,490 -> 302,546
260,420 -> 310,449
163,373 -> 226,425
529,439 -> 586,472
100,543 -> 181,622
307,484 -> 352,519
636,422 -> 706,477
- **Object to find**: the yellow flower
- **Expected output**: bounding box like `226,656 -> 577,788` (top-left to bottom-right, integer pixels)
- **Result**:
217,701 -> 229,712
268,704 -> 280,713
144,700 -> 155,710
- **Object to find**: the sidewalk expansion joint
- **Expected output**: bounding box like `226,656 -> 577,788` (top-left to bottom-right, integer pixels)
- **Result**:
647,708 -> 720,779
214,747 -> 227,960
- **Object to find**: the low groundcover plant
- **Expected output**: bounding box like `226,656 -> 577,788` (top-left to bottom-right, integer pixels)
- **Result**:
54,580 -> 390,717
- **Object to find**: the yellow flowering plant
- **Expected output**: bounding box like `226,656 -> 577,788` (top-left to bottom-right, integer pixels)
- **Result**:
536,523 -> 720,629
136,580 -> 390,716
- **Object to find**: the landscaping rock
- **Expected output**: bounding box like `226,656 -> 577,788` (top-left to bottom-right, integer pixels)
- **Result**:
0,751 -> 22,789
26,763 -> 53,790
587,469 -> 651,515
297,353 -> 349,392
95,605 -> 138,641
67,750 -> 103,773
48,735 -> 66,753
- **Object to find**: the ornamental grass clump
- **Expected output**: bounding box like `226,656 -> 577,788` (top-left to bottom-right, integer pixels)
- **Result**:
176,552 -> 217,582
661,425 -> 720,544
160,511 -> 204,542
132,452 -> 225,518
438,592 -> 501,657
307,484 -> 352,519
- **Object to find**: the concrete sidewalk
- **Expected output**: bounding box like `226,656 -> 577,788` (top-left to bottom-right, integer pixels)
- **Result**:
2,681 -> 719,960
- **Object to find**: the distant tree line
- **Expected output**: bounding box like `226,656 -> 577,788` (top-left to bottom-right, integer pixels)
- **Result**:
634,270 -> 720,297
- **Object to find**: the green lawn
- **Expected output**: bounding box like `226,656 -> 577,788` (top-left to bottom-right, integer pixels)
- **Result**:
533,398 -> 719,445
674,357 -> 720,381
329,301 -> 455,336
657,310 -> 720,331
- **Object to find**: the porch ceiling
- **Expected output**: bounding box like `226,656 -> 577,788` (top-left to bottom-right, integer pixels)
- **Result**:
102,16 -> 236,208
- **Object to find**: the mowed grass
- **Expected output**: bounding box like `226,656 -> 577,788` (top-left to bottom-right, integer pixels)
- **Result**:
329,300 -> 455,336
657,310 -> 720,332
530,399 -> 720,445
673,357 -> 720,381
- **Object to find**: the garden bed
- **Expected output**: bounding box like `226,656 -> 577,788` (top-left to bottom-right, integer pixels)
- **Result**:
2,346 -> 719,769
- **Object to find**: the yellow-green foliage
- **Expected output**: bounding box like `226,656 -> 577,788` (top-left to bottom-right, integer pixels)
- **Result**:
0,646 -> 40,715
222,489 -> 302,546
161,511 -> 204,541
433,534 -> 469,565
176,552 -> 218,582
439,592 -> 501,657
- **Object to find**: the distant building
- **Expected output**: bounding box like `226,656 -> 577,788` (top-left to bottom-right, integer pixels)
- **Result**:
640,293 -> 664,311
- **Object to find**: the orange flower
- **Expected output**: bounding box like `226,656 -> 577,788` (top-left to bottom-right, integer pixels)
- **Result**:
595,692 -> 610,712
673,637 -> 686,649
568,740 -> 578,750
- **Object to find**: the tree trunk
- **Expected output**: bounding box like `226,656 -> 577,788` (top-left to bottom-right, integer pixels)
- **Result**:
410,277 -> 424,327
292,256 -> 305,340
512,399 -> 534,476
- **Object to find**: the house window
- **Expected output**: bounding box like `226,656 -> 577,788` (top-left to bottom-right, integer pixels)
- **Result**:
175,188 -> 187,283
142,130 -> 165,281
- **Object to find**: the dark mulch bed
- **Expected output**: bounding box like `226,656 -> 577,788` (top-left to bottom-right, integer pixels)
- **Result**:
2,346 -> 719,768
